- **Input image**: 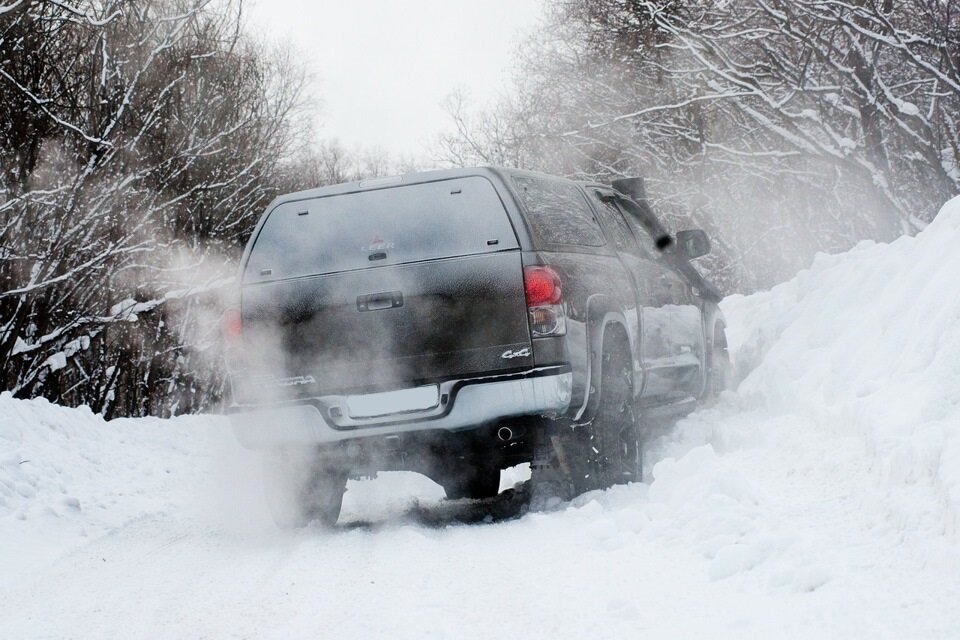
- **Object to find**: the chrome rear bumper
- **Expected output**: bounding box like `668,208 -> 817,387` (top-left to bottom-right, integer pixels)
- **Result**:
228,366 -> 572,449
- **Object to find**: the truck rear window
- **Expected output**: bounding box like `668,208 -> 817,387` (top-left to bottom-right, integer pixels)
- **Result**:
244,176 -> 519,282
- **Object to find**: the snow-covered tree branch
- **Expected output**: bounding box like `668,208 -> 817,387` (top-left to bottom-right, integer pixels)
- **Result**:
442,0 -> 960,292
0,0 -> 310,416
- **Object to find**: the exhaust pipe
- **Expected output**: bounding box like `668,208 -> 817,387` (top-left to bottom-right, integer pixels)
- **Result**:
497,425 -> 526,442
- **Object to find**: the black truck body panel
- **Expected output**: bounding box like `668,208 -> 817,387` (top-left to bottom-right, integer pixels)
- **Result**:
240,251 -> 532,400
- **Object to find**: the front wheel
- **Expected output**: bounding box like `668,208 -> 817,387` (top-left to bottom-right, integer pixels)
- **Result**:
708,325 -> 732,397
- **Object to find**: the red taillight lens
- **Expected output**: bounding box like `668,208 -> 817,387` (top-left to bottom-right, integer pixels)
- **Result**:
524,266 -> 563,306
221,307 -> 242,345
524,265 -> 566,337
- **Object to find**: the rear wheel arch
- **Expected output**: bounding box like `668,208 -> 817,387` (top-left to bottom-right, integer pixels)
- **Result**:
583,307 -> 634,422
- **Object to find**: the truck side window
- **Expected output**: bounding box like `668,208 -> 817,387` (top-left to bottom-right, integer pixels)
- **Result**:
620,204 -> 661,258
512,175 -> 606,247
590,191 -> 647,257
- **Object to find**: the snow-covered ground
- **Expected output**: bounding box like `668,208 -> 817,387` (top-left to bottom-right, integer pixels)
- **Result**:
3,198 -> 960,639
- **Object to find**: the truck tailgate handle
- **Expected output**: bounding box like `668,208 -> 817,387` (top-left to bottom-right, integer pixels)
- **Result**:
357,291 -> 403,311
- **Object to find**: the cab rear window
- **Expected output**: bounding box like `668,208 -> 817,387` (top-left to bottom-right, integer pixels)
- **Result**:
244,176 -> 519,282
511,175 -> 606,247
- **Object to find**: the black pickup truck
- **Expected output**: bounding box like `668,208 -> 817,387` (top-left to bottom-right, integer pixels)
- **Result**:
224,167 -> 729,526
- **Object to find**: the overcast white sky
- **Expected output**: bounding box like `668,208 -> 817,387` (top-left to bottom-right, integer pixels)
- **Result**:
246,0 -> 545,161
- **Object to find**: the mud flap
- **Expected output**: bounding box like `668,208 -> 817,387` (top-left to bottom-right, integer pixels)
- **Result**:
529,418 -> 578,506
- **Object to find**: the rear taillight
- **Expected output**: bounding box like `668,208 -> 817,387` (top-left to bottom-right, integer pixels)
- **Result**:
221,307 -> 242,346
524,265 -> 562,305
523,266 -> 566,337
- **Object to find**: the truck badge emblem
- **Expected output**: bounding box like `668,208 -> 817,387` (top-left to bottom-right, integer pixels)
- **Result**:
360,233 -> 395,252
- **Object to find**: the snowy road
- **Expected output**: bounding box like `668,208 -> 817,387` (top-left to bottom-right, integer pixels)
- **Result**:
3,198 -> 960,638
3,424 -> 958,640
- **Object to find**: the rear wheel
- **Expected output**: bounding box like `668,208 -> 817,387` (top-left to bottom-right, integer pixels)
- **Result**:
442,466 -> 501,500
588,336 -> 642,489
261,449 -> 347,528
559,330 -> 641,495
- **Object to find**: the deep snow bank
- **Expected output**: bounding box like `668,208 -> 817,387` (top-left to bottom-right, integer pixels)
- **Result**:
0,396 -> 204,522
637,195 -> 960,588
722,196 -> 960,536
0,394 -> 218,581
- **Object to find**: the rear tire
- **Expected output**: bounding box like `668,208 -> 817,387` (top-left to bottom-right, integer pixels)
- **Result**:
262,449 -> 347,528
564,330 -> 642,495
590,337 -> 642,489
442,466 -> 501,500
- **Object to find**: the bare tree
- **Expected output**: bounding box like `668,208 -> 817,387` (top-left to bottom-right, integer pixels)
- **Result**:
0,0 -> 309,416
443,0 -> 960,292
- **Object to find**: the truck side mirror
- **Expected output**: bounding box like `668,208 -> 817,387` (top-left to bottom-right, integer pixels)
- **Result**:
676,229 -> 710,259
